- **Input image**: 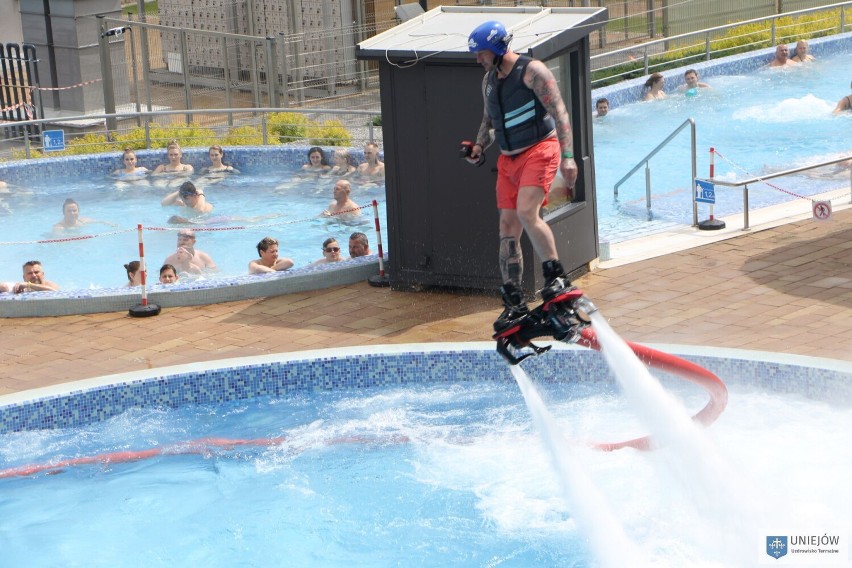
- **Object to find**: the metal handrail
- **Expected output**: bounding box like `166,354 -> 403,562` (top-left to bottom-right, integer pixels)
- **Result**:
590,1 -> 851,82
613,118 -> 697,222
707,155 -> 852,230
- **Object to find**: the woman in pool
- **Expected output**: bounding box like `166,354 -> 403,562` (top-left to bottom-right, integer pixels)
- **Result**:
303,147 -> 331,172
200,144 -> 239,176
161,181 -> 214,214
152,141 -> 194,176
329,149 -> 356,177
642,73 -> 667,101
123,260 -> 143,287
113,148 -> 149,180
53,198 -> 94,231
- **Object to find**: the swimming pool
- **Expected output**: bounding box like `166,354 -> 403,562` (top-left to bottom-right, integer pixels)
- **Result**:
0,147 -> 388,290
0,344 -> 849,565
593,37 -> 852,242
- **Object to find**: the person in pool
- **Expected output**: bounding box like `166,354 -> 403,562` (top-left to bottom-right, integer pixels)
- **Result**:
123,260 -> 143,287
768,44 -> 798,68
791,40 -> 816,63
833,80 -> 852,115
310,237 -> 344,265
677,69 -> 711,94
152,141 -> 194,175
53,198 -> 94,231
594,98 -> 609,118
322,179 -> 361,218
303,147 -> 331,172
355,142 -> 385,179
249,236 -> 294,274
329,149 -> 356,177
158,264 -> 180,284
163,228 -> 217,271
200,144 -> 239,175
113,148 -> 149,179
642,73 -> 667,101
161,181 -> 214,214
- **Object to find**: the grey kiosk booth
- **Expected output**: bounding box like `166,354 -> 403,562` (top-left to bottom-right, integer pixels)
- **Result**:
357,6 -> 607,295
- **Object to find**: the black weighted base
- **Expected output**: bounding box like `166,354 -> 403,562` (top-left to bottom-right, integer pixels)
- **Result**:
368,274 -> 390,288
698,219 -> 726,231
129,303 -> 161,317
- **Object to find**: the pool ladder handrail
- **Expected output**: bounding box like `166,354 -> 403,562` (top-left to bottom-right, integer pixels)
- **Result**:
613,117 -> 698,224
709,155 -> 852,230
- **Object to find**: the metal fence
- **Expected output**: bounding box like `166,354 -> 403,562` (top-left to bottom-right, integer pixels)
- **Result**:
590,1 -> 851,86
3,107 -> 382,160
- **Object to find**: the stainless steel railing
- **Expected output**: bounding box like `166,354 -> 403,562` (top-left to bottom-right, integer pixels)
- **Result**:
613,118 -> 697,223
708,156 -> 852,230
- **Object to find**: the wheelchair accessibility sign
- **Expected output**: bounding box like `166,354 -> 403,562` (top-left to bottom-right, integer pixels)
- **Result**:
694,179 -> 716,204
42,130 -> 65,152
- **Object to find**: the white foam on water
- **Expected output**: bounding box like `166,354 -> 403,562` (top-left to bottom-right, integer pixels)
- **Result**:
589,311 -> 768,563
510,364 -> 648,568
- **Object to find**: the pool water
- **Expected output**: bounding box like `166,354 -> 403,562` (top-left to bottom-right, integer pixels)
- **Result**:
1,379 -> 848,566
0,169 -> 387,289
594,51 -> 852,242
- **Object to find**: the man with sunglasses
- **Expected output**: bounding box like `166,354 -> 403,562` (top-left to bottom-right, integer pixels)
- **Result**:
311,237 -> 345,266
163,228 -> 217,271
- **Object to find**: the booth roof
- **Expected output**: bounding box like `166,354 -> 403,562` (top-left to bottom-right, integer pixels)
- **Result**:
356,6 -> 608,63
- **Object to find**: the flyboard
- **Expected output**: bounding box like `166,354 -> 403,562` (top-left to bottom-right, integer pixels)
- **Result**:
492,287 -> 728,451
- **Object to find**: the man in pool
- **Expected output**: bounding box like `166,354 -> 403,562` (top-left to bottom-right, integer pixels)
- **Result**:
249,237 -> 294,274
161,181 -> 214,214
11,260 -> 61,293
465,20 -> 577,334
594,98 -> 609,117
356,142 -> 385,179
322,179 -> 361,218
163,229 -> 217,271
348,232 -> 372,258
768,44 -> 798,67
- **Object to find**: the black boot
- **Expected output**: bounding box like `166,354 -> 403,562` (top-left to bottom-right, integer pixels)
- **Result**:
540,259 -> 574,301
494,282 -> 529,333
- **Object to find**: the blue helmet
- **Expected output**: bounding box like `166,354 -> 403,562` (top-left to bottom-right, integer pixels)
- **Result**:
468,21 -> 511,56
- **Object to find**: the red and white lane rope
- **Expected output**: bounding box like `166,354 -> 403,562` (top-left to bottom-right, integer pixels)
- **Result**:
712,148 -> 810,200
0,228 -> 134,247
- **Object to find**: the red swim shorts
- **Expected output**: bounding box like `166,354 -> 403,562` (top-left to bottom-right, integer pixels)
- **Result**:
495,137 -> 560,210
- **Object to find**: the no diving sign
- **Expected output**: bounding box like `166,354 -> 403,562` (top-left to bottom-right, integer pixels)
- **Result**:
812,200 -> 832,221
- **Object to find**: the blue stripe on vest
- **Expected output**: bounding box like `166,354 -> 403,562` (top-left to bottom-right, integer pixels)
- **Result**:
504,100 -> 535,120
505,109 -> 535,128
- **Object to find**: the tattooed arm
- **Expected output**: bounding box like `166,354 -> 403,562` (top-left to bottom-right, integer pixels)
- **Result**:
524,59 -> 578,187
470,73 -> 495,162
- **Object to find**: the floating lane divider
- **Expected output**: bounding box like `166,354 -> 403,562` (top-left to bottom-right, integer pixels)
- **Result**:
0,434 -> 411,480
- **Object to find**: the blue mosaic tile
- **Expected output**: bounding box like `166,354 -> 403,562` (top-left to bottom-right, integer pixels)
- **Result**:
0,348 -> 849,434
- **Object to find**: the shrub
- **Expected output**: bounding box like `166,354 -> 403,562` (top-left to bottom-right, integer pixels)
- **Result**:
308,120 -> 352,147
223,125 -> 267,146
268,112 -> 315,143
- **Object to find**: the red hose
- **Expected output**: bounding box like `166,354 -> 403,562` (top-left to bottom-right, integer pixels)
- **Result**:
577,327 -> 728,451
0,336 -> 728,477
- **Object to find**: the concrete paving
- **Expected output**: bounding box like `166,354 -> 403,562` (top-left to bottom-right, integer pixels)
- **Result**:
2,208 -> 851,396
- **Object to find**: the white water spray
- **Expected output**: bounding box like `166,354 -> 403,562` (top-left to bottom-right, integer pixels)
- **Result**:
588,312 -> 765,563
510,365 -> 647,568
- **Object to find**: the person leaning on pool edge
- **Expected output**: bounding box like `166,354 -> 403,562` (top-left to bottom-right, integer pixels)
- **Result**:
249,236 -> 294,274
